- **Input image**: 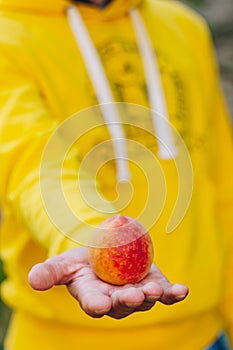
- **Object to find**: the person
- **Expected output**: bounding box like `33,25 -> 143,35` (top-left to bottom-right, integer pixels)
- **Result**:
0,0 -> 232,349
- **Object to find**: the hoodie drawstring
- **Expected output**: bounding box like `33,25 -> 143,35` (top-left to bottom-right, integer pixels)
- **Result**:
130,8 -> 177,159
67,6 -> 131,182
67,6 -> 177,182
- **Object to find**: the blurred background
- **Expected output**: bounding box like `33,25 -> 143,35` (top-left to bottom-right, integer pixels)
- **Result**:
0,0 -> 233,348
182,0 -> 233,118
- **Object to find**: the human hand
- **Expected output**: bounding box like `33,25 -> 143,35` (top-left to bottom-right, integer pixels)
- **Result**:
28,247 -> 188,319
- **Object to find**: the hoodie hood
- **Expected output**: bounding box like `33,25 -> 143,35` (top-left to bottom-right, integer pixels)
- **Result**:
0,0 -> 144,19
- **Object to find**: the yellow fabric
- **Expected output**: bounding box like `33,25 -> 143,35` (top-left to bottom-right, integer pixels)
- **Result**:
0,0 -> 233,349
5,311 -> 223,350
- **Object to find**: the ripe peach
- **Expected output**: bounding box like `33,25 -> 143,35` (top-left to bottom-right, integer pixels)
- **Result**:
88,215 -> 154,285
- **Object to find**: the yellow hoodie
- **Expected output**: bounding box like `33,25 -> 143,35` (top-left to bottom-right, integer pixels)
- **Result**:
0,0 -> 233,349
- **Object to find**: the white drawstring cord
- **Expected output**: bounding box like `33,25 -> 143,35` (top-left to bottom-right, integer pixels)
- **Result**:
67,6 -> 131,182
67,5 -> 177,182
130,8 -> 177,158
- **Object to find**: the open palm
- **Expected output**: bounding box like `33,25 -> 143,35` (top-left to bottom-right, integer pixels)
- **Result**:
28,247 -> 188,319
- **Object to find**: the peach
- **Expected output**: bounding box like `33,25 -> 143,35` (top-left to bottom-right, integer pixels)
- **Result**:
88,215 -> 154,285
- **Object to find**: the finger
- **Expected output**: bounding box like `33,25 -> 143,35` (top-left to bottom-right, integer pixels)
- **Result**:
28,256 -> 81,290
75,290 -> 112,318
159,283 -> 189,305
133,282 -> 163,312
66,273 -> 113,318
28,262 -> 58,290
142,281 -> 164,302
147,265 -> 189,304
112,287 -> 145,308
107,287 -> 145,319
135,299 -> 156,312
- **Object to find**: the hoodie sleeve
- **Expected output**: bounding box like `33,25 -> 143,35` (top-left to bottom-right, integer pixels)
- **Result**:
0,51 -> 110,257
213,88 -> 233,345
185,10 -> 233,343
203,28 -> 233,347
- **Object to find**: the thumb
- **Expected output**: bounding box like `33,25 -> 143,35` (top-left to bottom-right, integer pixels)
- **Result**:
28,248 -> 87,291
28,256 -> 78,290
28,262 -> 61,290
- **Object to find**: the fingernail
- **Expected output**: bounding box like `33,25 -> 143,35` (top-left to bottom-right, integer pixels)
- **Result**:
174,294 -> 188,301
